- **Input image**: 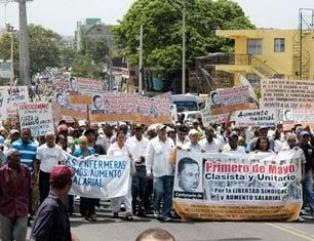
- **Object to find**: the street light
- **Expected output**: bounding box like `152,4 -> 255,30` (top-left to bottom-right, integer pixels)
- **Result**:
168,0 -> 186,94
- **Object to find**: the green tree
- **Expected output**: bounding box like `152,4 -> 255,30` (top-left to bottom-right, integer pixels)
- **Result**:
28,24 -> 61,75
0,24 -> 62,77
113,0 -> 254,73
60,46 -> 77,69
71,54 -> 104,79
0,32 -> 19,75
82,36 -> 110,63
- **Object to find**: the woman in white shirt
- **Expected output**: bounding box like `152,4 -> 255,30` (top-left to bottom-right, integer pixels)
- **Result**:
107,130 -> 133,221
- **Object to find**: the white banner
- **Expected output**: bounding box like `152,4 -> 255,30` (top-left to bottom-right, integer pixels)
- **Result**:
7,86 -> 30,118
234,109 -> 279,127
64,153 -> 130,199
209,85 -> 250,107
279,109 -> 314,124
261,79 -> 314,109
173,150 -> 303,221
18,102 -> 54,137
0,88 -> 8,120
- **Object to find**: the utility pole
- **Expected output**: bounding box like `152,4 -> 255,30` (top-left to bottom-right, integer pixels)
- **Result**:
138,25 -> 143,94
182,1 -> 186,94
9,28 -> 14,86
17,0 -> 31,85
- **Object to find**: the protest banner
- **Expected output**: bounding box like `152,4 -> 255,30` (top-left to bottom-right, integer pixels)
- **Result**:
7,86 -> 29,105
234,109 -> 279,127
279,109 -> 314,125
239,75 -> 258,102
202,113 -> 230,126
52,88 -> 172,124
89,92 -> 172,124
261,79 -> 314,109
209,85 -> 257,115
173,150 -> 302,221
19,102 -> 54,137
201,103 -> 231,126
63,153 -> 130,199
77,77 -> 104,95
1,86 -> 30,118
0,87 -> 8,120
69,95 -> 92,105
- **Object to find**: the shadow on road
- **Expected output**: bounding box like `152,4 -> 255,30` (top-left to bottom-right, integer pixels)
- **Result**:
190,238 -> 261,241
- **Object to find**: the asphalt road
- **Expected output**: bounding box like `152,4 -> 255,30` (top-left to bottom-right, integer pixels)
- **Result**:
67,203 -> 314,241
26,202 -> 314,241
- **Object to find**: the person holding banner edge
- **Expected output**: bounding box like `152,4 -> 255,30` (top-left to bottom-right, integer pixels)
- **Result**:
72,136 -> 97,222
107,129 -> 134,221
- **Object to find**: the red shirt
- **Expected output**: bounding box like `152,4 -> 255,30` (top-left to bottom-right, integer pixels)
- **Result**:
0,164 -> 31,218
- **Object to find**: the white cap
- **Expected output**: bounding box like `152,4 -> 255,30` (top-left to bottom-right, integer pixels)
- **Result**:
189,129 -> 198,135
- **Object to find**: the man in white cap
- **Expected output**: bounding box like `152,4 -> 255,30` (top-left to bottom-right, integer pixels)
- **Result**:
146,124 -> 175,221
182,129 -> 202,153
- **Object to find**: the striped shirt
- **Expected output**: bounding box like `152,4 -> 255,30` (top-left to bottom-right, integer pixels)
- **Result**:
12,139 -> 37,172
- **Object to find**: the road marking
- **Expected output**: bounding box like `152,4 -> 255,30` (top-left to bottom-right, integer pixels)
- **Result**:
267,223 -> 314,241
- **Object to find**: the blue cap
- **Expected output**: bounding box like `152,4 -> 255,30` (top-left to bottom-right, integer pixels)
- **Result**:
300,131 -> 310,137
229,132 -> 239,139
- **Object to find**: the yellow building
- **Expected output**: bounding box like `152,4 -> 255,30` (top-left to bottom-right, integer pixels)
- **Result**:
214,29 -> 314,85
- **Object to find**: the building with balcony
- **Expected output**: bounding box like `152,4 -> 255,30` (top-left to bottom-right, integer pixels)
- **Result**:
195,24 -> 314,91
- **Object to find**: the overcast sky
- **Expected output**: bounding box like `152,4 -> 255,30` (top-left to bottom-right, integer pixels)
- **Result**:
1,0 -> 314,36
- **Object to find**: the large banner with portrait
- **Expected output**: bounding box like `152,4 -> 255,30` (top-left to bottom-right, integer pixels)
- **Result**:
173,150 -> 303,221
54,92 -> 172,124
209,85 -> 257,115
64,153 -> 130,199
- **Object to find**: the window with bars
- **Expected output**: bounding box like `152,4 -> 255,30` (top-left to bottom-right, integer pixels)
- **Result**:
274,38 -> 285,52
247,39 -> 263,55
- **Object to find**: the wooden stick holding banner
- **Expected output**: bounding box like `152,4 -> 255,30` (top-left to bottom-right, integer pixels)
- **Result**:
86,105 -> 90,128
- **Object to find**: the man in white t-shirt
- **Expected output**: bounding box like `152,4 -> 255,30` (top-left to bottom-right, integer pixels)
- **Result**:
199,127 -> 223,153
36,132 -> 65,204
223,132 -> 246,153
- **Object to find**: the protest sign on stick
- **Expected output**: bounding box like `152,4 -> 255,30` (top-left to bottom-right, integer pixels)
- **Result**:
19,102 -> 54,137
234,109 -> 279,127
209,86 -> 257,115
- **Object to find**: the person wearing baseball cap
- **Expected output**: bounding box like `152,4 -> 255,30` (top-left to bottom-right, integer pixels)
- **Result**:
31,165 -> 79,241
146,123 -> 175,221
179,129 -> 201,154
0,149 -> 31,241
222,132 -> 246,153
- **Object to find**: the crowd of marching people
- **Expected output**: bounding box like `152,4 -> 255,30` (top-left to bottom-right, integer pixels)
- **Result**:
0,116 -> 313,240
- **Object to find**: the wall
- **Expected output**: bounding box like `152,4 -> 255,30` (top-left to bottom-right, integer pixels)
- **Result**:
217,29 -> 298,78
